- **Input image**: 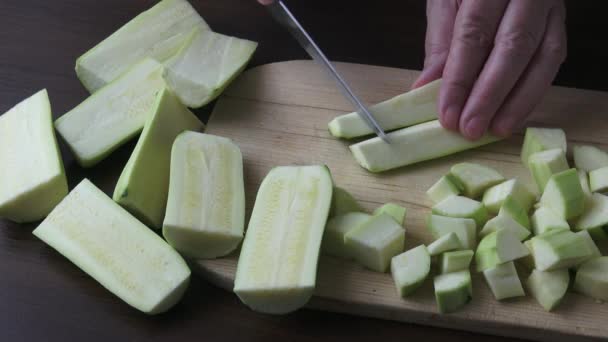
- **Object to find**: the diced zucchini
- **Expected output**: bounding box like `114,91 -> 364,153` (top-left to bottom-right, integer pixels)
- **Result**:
526,269 -> 569,311
349,120 -> 501,172
482,179 -> 536,214
329,186 -> 362,217
498,195 -> 531,229
449,163 -> 504,199
440,250 -> 474,274
427,175 -> 461,204
578,169 -> 593,203
539,169 -> 585,220
475,230 -> 530,272
33,179 -> 191,314
574,257 -> 608,301
531,207 -> 570,236
344,213 -> 405,272
427,215 -> 477,250
322,212 -> 371,259
373,202 -> 406,226
520,127 -> 566,168
434,270 -> 473,314
519,240 -> 536,270
427,232 -> 463,256
233,165 -> 333,314
528,148 -> 569,192
479,215 -> 530,241
575,230 -> 602,269
56,59 -> 166,167
75,0 -> 209,93
432,196 -> 488,228
113,88 -> 204,228
573,145 -> 608,172
0,89 -> 68,223
163,28 -> 257,108
391,245 -> 431,297
328,79 -> 440,139
531,229 -> 592,271
483,261 -> 525,300
162,132 -> 244,259
589,166 -> 608,193
575,193 -> 608,240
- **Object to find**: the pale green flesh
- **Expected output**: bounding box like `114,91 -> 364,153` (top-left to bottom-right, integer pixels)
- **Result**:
519,240 -> 536,270
539,169 -> 585,220
479,215 -> 530,241
427,232 -> 463,256
350,120 -> 501,172
449,163 -> 504,199
0,89 -> 68,223
440,250 -> 474,274
344,213 -> 405,272
589,166 -> 608,193
33,179 -> 191,314
432,195 -> 488,228
498,196 -> 531,229
434,270 -> 473,313
427,215 -> 477,250
373,203 -> 406,225
56,59 -> 166,167
391,245 -> 431,297
483,261 -> 525,300
531,207 -> 570,236
575,193 -> 608,236
475,230 -> 530,272
482,179 -> 536,214
75,0 -> 209,93
163,28 -> 257,108
574,257 -> 608,301
578,170 -> 593,203
329,186 -> 362,217
520,127 -> 567,168
531,229 -> 592,271
113,88 -> 204,229
426,175 -> 461,204
528,148 -> 569,192
234,166 -> 333,315
328,79 -> 440,139
321,212 -> 371,259
162,132 -> 244,259
573,145 -> 608,172
575,230 -> 602,269
526,269 -> 569,311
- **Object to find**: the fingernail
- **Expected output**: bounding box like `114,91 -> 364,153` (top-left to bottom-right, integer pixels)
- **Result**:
464,117 -> 484,140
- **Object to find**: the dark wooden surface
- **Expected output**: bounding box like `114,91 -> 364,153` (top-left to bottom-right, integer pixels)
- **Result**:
1,0 -> 607,341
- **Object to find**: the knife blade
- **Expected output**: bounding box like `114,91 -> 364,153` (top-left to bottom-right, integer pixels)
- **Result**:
266,0 -> 389,142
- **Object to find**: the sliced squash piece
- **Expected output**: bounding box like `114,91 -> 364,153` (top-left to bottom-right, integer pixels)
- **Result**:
426,175 -> 461,204
475,230 -> 530,272
479,215 -> 530,241
498,195 -> 530,229
573,145 -> 608,172
482,178 -> 536,214
432,195 -> 488,228
427,232 -> 463,256
439,250 -> 474,274
520,127 -> 566,168
530,207 -> 569,236
531,229 -> 592,271
483,261 -> 525,300
589,166 -> 608,193
574,256 -> 608,301
373,202 -> 406,225
539,169 -> 585,220
526,269 -> 569,311
322,212 -> 371,259
391,245 -> 431,297
427,215 -> 477,250
449,163 -> 504,199
574,193 -> 608,240
528,148 -> 569,192
434,270 -> 473,313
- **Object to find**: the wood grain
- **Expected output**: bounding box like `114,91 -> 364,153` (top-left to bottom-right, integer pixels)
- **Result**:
196,60 -> 608,341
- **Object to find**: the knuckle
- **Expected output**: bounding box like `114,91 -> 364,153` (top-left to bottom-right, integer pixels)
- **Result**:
455,14 -> 494,49
495,29 -> 540,56
543,37 -> 567,63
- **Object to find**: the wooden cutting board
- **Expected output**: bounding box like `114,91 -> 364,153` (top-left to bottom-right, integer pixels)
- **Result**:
194,60 -> 608,341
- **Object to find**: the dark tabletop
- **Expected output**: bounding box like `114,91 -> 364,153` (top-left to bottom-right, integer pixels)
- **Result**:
1,1 -> 607,341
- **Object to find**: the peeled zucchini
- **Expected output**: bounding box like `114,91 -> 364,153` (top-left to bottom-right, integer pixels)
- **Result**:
482,179 -> 536,214
520,127 -> 566,168
539,169 -> 585,220
526,269 -> 569,311
573,145 -> 608,172
56,59 -> 166,167
575,193 -> 608,240
449,163 -> 504,199
440,250 -> 474,274
427,215 -> 477,250
33,179 -> 191,314
328,79 -> 440,139
373,203 -> 406,225
427,232 -> 463,256
434,270 -> 473,313
528,148 -> 569,192
432,196 -> 488,228
479,215 -> 530,241
519,240 -> 536,270
577,230 -> 602,263
162,132 -> 245,259
344,213 -> 406,272
482,261 -> 525,300
426,175 -> 461,204
475,230 -> 530,272
578,170 -> 592,203
322,212 -> 371,259
329,186 -> 362,217
531,207 -> 569,236
391,245 -> 431,297
498,196 -> 531,230
233,165 -> 333,314
589,166 -> 608,193
574,256 -> 608,301
349,120 -> 500,172
531,229 -> 592,271
114,88 -> 204,228
0,89 -> 68,223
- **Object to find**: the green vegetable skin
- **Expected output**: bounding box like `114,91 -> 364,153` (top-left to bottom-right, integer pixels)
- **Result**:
573,145 -> 608,172
427,232 -> 463,256
234,165 -> 333,315
75,0 -> 209,93
482,178 -> 536,214
498,196 -> 530,229
349,120 -> 501,172
432,195 -> 488,228
0,89 -> 68,223
482,261 -> 525,300
539,169 -> 585,220
33,179 -> 191,314
328,79 -> 440,139
427,215 -> 477,250
440,250 -> 474,274
575,193 -> 608,240
114,88 -> 204,229
434,270 -> 473,313
426,175 -> 461,204
162,132 -> 245,259
531,229 -> 592,271
475,230 -> 529,272
391,245 -> 430,297
520,127 -> 567,168
56,59 -> 166,167
574,257 -> 608,301
322,212 -> 371,259
528,148 -> 569,191
449,163 -> 504,198
531,207 -> 569,236
527,269 -> 569,311
373,203 -> 406,225
479,215 -> 530,241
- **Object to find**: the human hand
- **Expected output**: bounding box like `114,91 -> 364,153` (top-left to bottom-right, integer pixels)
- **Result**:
413,0 -> 567,140
257,0 -> 274,5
